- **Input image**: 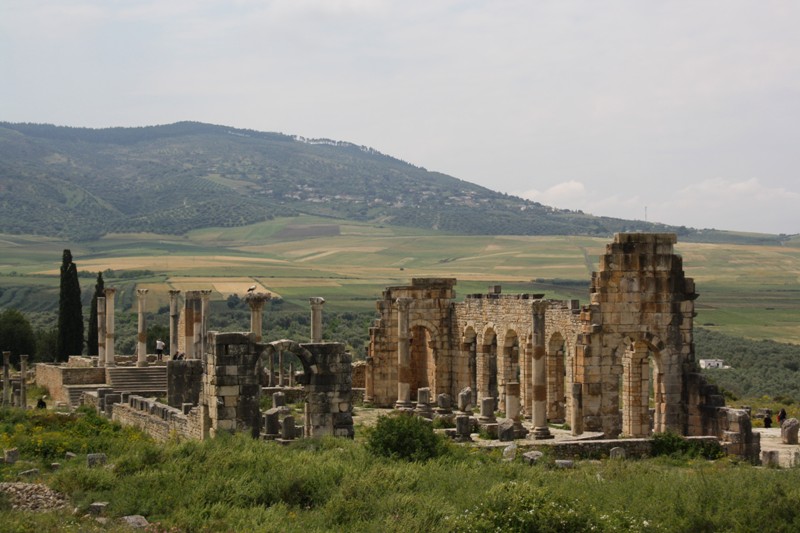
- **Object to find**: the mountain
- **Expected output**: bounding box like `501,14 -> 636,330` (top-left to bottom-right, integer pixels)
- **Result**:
0,121 -> 782,243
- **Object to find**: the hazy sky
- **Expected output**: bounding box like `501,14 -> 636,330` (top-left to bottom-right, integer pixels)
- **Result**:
3,1 -> 799,234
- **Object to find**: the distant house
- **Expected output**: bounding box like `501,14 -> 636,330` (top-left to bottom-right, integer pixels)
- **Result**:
699,359 -> 728,369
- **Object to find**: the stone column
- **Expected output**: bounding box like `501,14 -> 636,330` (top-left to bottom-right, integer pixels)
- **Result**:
531,301 -> 553,439
184,291 -> 197,359
199,290 -> 211,359
245,292 -> 270,343
19,355 -> 28,409
395,297 -> 413,410
364,355 -> 374,405
309,297 -> 325,343
97,296 -> 106,367
278,350 -> 284,387
104,288 -> 116,367
168,290 -> 181,357
192,293 -> 204,359
2,351 -> 10,407
137,288 -> 149,367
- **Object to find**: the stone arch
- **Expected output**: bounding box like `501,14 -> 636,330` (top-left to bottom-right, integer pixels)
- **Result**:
546,331 -> 567,422
499,329 -> 520,412
618,336 -> 666,437
409,324 -> 436,398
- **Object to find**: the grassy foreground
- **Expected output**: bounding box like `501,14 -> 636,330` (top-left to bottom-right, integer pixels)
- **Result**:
2,408 -> 800,532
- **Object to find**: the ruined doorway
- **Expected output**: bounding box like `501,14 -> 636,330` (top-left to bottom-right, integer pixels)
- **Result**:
410,325 -> 435,399
621,340 -> 664,437
462,327 -> 478,406
500,331 -> 519,413
478,329 -> 499,410
547,332 -> 566,423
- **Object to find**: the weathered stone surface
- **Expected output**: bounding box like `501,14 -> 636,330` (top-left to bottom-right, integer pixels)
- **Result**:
520,450 -> 542,465
609,447 -> 626,459
88,501 -> 108,515
0,482 -> 70,512
497,419 -> 516,442
120,515 -> 150,529
555,459 -> 574,469
781,418 -> 799,444
761,450 -> 780,467
4,448 -> 19,464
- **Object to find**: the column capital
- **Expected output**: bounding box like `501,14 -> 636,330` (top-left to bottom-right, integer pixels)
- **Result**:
137,288 -> 149,296
168,289 -> 181,296
531,299 -> 548,315
245,292 -> 271,309
104,287 -> 117,296
309,296 -> 326,307
395,297 -> 413,310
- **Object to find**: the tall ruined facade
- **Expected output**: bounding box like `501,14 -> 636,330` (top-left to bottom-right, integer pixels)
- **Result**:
367,233 -> 724,439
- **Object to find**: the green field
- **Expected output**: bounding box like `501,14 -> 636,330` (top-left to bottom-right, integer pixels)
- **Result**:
1,217 -> 799,343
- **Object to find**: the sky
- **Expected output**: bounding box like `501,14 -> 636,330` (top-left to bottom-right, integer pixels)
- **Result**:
2,1 -> 799,235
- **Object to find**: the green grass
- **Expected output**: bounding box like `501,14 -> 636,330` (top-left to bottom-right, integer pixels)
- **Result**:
3,407 -> 800,532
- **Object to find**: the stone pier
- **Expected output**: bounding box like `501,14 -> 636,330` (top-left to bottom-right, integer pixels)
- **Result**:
395,297 -> 413,410
137,288 -> 149,367
309,297 -> 325,343
104,288 -> 116,367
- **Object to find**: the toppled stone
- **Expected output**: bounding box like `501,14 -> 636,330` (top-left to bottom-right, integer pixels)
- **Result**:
522,450 -> 544,465
497,419 -> 516,442
87,453 -> 107,468
18,469 -> 40,479
609,446 -> 626,459
781,418 -> 799,445
0,482 -> 70,512
502,442 -> 517,462
4,448 -> 19,464
555,459 -> 574,469
88,501 -> 109,515
761,450 -> 780,467
65,452 -> 77,461
120,515 -> 150,528
50,463 -> 61,471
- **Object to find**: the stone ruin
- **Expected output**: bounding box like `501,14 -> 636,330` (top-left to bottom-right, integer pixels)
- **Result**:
365,233 -> 760,460
25,232 -> 761,459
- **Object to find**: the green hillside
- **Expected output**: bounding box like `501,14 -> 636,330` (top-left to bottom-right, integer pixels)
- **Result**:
0,121 -> 784,244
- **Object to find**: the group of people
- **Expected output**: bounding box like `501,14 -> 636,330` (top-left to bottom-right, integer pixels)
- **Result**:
763,408 -> 787,428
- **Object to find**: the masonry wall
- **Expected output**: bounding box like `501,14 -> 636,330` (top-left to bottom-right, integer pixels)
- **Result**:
35,364 -> 106,405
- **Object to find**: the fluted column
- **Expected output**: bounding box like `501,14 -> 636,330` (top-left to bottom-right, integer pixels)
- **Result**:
104,288 -> 116,367
309,297 -> 325,342
19,355 -> 28,409
97,296 -> 106,367
531,300 -> 553,439
2,351 -> 10,407
395,297 -> 413,409
168,290 -> 181,358
137,288 -> 149,367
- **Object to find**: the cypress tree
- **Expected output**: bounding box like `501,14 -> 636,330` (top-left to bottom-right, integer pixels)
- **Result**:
57,249 -> 84,360
87,271 -> 104,356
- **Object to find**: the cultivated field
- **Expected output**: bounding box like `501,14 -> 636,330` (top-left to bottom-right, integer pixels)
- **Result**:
1,216 -> 798,342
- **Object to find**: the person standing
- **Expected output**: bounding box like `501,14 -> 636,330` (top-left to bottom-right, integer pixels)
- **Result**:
155,339 -> 165,361
778,408 -> 787,426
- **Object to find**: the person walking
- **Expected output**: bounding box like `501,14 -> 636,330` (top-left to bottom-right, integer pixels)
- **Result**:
155,339 -> 165,361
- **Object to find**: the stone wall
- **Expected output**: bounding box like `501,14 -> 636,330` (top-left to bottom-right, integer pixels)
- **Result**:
536,436 -> 720,460
167,360 -> 203,408
112,394 -> 201,441
35,364 -> 106,405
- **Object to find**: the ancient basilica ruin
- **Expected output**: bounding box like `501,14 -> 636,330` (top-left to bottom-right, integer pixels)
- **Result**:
22,233 -> 759,459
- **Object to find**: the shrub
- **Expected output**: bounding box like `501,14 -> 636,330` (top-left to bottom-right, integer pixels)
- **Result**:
651,431 -> 724,460
366,414 -> 447,461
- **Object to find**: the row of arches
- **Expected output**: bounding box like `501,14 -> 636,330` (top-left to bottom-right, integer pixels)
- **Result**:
401,320 -> 673,438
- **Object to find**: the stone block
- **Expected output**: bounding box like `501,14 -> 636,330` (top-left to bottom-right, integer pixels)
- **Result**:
609,447 -> 626,459
522,450 -> 544,465
497,419 -> 516,442
781,418 -> 799,444
761,450 -> 780,467
3,448 -> 19,464
87,453 -> 107,468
